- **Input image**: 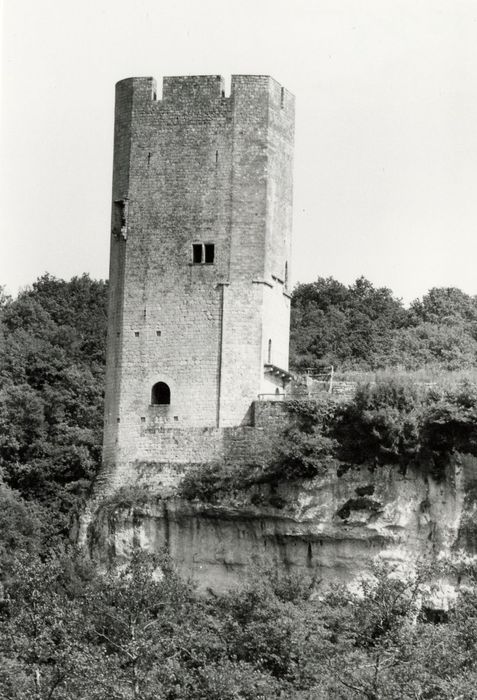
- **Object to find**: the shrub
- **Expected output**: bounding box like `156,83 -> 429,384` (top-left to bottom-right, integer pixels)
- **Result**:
333,379 -> 424,470
421,382 -> 477,479
98,484 -> 156,515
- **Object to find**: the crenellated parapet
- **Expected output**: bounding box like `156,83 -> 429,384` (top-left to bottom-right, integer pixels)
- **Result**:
114,74 -> 294,125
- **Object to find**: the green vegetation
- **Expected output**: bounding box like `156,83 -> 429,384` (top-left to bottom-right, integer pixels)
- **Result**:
181,380 -> 477,498
0,274 -> 107,536
2,551 -> 477,698
290,277 -> 477,371
179,397 -> 339,502
3,273 -> 477,697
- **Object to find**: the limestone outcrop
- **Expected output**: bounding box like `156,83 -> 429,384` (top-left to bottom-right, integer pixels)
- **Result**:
85,455 -> 477,593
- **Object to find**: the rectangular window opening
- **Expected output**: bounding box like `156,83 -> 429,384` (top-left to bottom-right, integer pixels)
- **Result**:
134,331 -> 140,337
192,242 -> 215,264
192,243 -> 203,264
204,243 -> 215,264
156,330 -> 162,337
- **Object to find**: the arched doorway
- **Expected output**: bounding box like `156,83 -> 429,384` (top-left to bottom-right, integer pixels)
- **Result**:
151,381 -> 171,405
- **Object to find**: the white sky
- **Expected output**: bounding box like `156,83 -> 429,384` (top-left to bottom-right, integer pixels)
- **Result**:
2,0 -> 477,304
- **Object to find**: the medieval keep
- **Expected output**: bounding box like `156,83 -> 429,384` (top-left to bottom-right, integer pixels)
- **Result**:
102,74 -> 295,488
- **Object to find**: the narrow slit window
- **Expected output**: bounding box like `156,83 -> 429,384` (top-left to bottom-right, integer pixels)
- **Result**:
268,339 -> 272,363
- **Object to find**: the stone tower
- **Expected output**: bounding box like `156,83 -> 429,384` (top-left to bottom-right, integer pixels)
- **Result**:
102,74 -> 295,488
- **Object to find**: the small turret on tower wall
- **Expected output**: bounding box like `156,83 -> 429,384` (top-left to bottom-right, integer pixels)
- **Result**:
102,74 -> 295,488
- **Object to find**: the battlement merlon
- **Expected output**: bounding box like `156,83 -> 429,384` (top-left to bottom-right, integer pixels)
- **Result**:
114,74 -> 295,113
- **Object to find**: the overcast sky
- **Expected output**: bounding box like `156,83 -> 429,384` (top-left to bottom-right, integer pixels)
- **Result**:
2,0 -> 477,304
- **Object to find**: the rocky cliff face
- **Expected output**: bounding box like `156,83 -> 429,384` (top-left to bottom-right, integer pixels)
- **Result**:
85,454 -> 477,593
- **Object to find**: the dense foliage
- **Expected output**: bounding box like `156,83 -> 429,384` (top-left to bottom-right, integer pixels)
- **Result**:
179,396 -> 339,501
0,274 -> 107,536
2,551 -> 477,699
181,380 -> 477,499
3,273 -> 477,698
290,277 -> 477,371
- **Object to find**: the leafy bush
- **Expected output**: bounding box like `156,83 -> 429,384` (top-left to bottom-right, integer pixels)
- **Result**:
3,553 -> 477,699
333,379 -> 477,480
179,458 -> 272,502
333,379 -> 424,470
421,382 -> 477,479
179,398 -> 340,501
97,485 -> 157,516
266,398 -> 338,480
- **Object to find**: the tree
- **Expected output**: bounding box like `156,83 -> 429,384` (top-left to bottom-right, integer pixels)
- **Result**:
0,552 -> 95,700
290,276 -> 406,370
409,287 -> 477,328
0,274 -> 107,534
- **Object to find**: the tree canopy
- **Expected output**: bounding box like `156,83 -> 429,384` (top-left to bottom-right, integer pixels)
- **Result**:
290,277 -> 477,371
0,274 -> 108,536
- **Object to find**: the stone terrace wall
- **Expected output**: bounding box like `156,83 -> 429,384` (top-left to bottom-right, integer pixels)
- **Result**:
95,400 -> 290,498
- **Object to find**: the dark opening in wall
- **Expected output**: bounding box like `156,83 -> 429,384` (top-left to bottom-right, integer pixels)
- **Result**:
280,87 -> 285,108
151,382 -> 171,405
204,243 -> 215,263
192,243 -> 202,263
192,243 -> 215,264
113,199 -> 128,239
268,339 -> 272,363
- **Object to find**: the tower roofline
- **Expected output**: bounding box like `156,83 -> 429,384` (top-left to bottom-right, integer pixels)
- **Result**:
115,74 -> 295,102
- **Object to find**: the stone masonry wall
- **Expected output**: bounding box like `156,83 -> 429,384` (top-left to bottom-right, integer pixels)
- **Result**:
101,74 -> 295,491
96,400 -> 289,497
